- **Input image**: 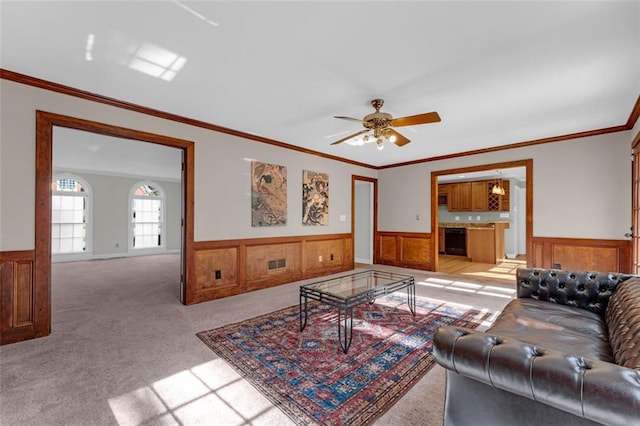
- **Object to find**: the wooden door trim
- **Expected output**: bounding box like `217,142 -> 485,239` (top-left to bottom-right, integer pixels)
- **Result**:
431,159 -> 533,271
631,129 -> 640,273
352,176 -> 378,265
33,111 -> 195,340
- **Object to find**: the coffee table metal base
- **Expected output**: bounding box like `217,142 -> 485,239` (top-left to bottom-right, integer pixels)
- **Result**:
299,271 -> 416,353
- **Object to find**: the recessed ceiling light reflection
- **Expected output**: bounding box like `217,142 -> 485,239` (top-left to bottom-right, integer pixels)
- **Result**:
85,34 -> 95,61
127,43 -> 187,82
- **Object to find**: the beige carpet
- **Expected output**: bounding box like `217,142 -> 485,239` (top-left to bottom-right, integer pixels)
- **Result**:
0,254 -> 514,425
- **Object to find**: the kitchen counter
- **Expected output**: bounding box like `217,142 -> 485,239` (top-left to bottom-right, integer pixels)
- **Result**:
439,221 -> 510,229
438,222 -> 509,264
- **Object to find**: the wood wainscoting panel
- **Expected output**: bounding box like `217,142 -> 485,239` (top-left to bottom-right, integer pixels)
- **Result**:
401,236 -> 431,266
195,247 -> 240,292
246,242 -> 302,284
192,233 -> 353,303
553,245 -> 618,273
1,250 -> 40,345
531,237 -> 631,273
533,240 -> 545,269
305,239 -> 342,272
14,261 -> 34,326
379,235 -> 397,262
377,232 -> 433,270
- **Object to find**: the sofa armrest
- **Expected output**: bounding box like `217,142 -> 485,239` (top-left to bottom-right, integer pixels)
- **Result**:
433,326 -> 640,426
516,268 -> 633,315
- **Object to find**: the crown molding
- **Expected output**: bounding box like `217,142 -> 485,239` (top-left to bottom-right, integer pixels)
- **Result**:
0,69 -> 374,170
377,124 -> 632,169
2,69 -> 638,171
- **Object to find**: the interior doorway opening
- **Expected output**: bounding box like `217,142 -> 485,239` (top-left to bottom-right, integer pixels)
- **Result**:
352,176 -> 378,266
431,159 -> 533,280
28,111 -> 195,344
52,127 -> 183,265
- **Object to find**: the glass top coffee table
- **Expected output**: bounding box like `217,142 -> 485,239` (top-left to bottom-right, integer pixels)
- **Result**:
299,270 -> 416,353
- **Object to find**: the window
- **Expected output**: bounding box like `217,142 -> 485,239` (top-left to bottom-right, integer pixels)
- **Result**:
130,182 -> 165,249
51,175 -> 90,254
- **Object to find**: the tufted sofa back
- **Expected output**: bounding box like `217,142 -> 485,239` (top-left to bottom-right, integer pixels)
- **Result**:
516,268 -> 633,316
605,278 -> 640,369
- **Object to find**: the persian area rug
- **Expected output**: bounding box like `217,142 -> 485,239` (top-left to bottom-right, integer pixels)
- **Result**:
196,294 -> 490,426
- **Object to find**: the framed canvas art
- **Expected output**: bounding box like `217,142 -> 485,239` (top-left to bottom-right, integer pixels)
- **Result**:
251,161 -> 287,226
302,170 -> 328,226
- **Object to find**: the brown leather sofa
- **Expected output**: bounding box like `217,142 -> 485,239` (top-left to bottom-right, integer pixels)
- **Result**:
433,268 -> 640,426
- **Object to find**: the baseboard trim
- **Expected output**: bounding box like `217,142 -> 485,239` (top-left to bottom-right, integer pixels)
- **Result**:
52,249 -> 180,263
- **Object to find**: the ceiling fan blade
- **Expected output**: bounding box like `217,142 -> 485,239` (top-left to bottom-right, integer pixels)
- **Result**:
330,129 -> 369,145
387,128 -> 411,147
334,115 -> 364,123
390,111 -> 441,127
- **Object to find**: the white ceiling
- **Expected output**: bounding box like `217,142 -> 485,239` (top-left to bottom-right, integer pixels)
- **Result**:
2,1 -> 639,168
438,167 -> 525,183
53,127 -> 183,182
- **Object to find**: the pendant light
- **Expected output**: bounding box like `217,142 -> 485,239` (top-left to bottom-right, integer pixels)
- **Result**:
492,171 -> 505,196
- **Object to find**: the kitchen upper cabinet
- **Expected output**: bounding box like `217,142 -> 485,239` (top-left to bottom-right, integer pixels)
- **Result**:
438,184 -> 450,206
488,180 -> 510,212
471,181 -> 488,211
448,182 -> 471,211
440,179 -> 509,212
501,181 -> 510,211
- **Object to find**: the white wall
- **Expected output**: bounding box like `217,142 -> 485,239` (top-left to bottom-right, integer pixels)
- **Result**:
0,80 -> 376,251
378,164 -> 430,233
378,130 -> 632,240
0,78 -> 635,251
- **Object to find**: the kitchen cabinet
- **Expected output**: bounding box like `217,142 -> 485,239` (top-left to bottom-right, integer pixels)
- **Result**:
471,181 -> 488,211
438,227 -> 445,253
440,179 -> 509,212
466,223 -> 508,264
448,182 -> 471,211
488,180 -> 510,212
438,184 -> 449,206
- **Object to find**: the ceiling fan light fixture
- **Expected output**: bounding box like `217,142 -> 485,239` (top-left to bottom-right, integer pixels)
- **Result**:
331,98 -> 440,149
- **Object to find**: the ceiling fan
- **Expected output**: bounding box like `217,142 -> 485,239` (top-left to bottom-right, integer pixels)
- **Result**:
331,99 -> 441,150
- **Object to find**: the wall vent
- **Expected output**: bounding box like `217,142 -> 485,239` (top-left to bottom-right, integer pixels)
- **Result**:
268,259 -> 286,270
